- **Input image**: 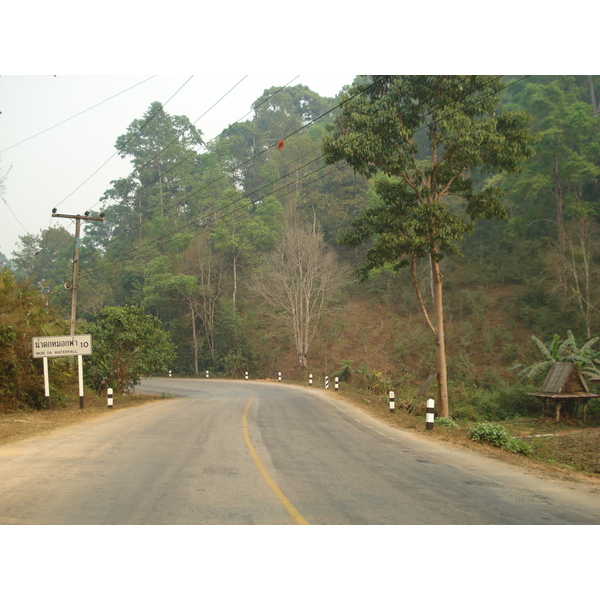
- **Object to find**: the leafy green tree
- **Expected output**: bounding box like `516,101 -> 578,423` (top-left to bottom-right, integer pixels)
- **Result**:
0,269 -> 68,410
212,195 -> 284,310
322,75 -> 535,416
519,330 -> 600,381
141,247 -> 203,375
11,226 -> 73,291
86,102 -> 204,257
504,77 -> 600,288
84,305 -> 175,393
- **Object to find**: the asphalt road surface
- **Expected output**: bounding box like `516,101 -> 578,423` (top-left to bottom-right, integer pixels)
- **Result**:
1,378 -> 599,525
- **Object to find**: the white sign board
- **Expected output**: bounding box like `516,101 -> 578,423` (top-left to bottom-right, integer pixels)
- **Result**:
32,335 -> 92,358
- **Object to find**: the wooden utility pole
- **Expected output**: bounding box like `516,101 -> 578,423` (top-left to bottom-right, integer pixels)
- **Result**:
52,210 -> 104,335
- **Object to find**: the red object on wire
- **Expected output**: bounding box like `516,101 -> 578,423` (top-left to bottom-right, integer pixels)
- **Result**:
277,139 -> 285,150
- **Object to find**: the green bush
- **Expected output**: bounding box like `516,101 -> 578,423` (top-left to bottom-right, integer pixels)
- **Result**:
468,422 -> 512,447
504,438 -> 533,455
435,417 -> 460,429
468,422 -> 533,455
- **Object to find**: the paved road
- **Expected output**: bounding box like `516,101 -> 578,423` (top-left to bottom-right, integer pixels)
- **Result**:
0,378 -> 599,524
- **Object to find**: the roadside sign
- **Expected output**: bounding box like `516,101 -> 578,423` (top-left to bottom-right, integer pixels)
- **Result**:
32,335 -> 92,358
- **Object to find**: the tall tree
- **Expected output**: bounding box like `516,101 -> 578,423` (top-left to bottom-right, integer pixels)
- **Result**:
322,75 -> 535,417
88,102 -> 204,253
11,226 -> 74,294
506,78 -> 600,289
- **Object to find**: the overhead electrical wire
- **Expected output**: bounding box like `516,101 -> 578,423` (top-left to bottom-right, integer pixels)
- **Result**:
39,75 -> 530,287
53,75 -> 195,211
91,74 -> 505,262
86,76 -> 304,248
91,75 -> 375,252
32,75 -> 302,283
0,75 -> 157,155
88,75 -> 531,278
83,74 -> 257,215
90,160 -> 352,277
33,76 -> 197,283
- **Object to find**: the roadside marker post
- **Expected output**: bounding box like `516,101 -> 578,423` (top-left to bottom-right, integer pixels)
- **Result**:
107,387 -> 113,409
325,376 -> 329,389
206,370 -> 209,378
278,372 -> 282,382
245,371 -> 249,380
426,398 -> 435,430
309,373 -> 313,386
334,377 -> 339,392
389,391 -> 395,413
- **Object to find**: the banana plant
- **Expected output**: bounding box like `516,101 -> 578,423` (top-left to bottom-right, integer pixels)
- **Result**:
518,330 -> 600,380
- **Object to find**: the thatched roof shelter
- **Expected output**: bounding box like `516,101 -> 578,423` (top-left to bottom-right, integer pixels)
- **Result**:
529,363 -> 599,422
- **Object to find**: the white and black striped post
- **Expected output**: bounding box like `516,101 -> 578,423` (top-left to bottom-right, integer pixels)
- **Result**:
278,372 -> 282,382
245,371 -> 249,380
325,376 -> 329,389
426,398 -> 435,430
389,391 -> 395,413
107,387 -> 113,409
168,370 -> 172,377
206,370 -> 209,378
309,373 -> 313,386
334,377 -> 339,392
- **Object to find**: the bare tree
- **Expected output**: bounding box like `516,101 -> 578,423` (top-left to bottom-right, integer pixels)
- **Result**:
252,221 -> 345,368
565,217 -> 600,338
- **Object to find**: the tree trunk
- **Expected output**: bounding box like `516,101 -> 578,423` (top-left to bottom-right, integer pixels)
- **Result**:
553,157 -> 568,289
189,302 -> 199,376
589,76 -> 599,117
431,258 -> 449,418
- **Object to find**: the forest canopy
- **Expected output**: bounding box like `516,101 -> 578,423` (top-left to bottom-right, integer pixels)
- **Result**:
4,76 -> 600,415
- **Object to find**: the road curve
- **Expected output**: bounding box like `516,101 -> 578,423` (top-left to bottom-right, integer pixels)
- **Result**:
0,377 -> 598,525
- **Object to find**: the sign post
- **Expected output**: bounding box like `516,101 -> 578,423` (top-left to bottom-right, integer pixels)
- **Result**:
43,356 -> 50,410
32,335 -> 92,409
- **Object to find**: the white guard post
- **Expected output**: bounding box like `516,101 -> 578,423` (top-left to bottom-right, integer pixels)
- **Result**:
426,398 -> 435,430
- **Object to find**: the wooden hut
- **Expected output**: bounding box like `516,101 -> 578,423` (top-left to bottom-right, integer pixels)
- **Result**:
528,363 -> 599,422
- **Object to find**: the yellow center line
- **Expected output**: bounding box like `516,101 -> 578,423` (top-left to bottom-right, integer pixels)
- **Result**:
242,395 -> 309,525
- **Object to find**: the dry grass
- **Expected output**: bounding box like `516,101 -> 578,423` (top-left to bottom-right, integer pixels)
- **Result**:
0,392 -> 167,447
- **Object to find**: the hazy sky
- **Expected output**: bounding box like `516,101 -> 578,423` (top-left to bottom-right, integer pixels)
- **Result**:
0,74 -> 355,257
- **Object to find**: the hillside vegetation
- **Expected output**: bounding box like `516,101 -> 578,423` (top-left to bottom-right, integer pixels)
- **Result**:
2,76 -> 600,440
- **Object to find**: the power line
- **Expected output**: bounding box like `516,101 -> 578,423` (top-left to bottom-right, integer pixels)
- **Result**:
53,76 -> 195,211
38,76 -> 529,287
84,76 -> 480,266
90,75 -> 471,257
90,75 -> 530,273
83,74 -> 256,215
0,76 -> 157,154
33,76 -> 196,283
88,160 -> 351,278
88,76 -> 304,247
